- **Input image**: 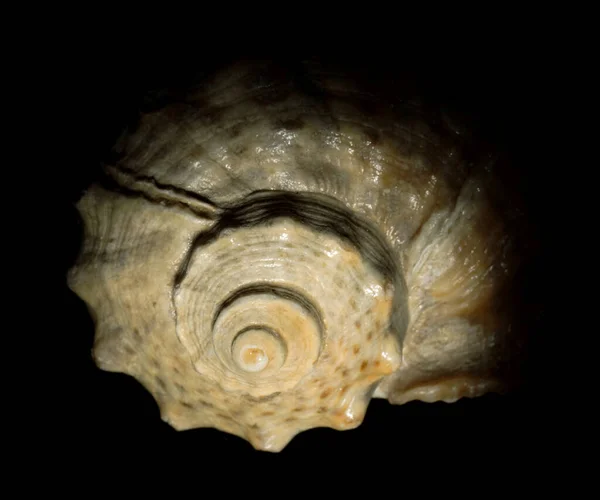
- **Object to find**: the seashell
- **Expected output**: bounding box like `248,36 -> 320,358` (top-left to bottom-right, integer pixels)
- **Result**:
68,60 -> 531,451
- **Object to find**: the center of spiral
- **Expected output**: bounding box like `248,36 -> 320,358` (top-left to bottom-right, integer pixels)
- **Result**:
231,328 -> 285,373
238,344 -> 268,372
207,289 -> 322,395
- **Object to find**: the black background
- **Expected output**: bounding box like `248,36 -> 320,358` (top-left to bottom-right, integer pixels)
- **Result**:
54,40 -> 554,467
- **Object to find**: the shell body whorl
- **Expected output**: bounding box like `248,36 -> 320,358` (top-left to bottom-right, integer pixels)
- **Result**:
68,60 -> 528,451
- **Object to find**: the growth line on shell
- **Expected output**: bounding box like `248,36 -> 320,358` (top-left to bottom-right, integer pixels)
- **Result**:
101,163 -> 222,220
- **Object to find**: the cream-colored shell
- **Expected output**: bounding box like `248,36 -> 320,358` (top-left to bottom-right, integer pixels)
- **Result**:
68,61 -> 526,451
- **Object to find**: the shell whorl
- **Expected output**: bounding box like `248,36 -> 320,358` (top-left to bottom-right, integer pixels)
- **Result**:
174,192 -> 405,401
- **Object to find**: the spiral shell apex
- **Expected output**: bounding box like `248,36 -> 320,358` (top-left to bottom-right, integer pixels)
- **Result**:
68,60 -> 529,451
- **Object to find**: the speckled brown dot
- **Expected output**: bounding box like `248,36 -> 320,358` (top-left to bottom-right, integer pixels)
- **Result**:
367,331 -> 374,341
341,368 -> 350,378
285,416 -> 296,423
320,388 -> 333,399
227,123 -> 244,138
349,298 -> 357,310
150,357 -> 160,368
360,360 -> 368,372
318,406 -> 328,414
261,411 -> 275,417
124,345 -> 136,355
133,329 -> 142,340
233,144 -> 247,155
187,143 -> 206,158
352,344 -> 361,355
175,383 -> 185,393
354,320 -> 361,329
340,385 -> 350,395
155,376 -> 167,390
181,401 -> 194,409
293,406 -> 305,412
363,127 -> 381,144
374,360 -> 381,368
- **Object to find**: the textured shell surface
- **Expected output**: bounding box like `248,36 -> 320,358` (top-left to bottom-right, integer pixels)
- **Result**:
68,60 -> 530,451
